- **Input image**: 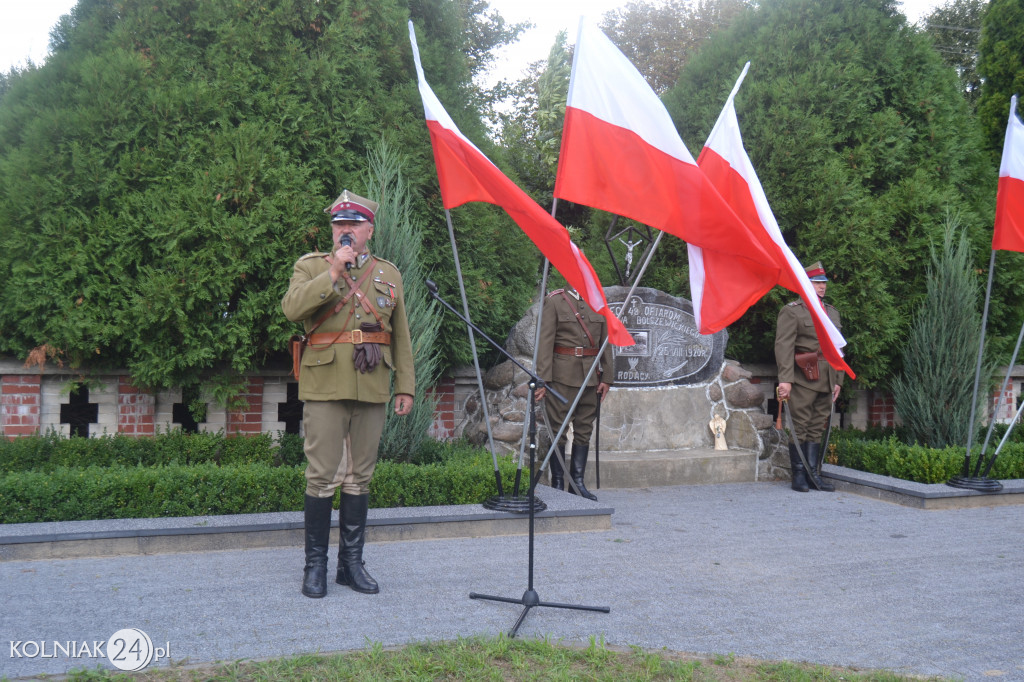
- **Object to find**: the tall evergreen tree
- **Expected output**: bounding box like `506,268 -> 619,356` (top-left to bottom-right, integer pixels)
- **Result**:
891,215 -> 985,448
664,0 -> 994,387
364,140 -> 440,461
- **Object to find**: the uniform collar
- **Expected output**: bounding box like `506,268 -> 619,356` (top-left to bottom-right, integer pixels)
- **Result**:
349,252 -> 372,270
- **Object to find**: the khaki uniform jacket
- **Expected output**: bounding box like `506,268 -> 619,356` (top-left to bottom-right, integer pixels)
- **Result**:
774,299 -> 845,392
535,290 -> 614,389
281,251 -> 415,403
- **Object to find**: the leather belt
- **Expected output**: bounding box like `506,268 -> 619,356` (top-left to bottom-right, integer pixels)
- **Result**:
308,330 -> 391,346
554,345 -> 599,357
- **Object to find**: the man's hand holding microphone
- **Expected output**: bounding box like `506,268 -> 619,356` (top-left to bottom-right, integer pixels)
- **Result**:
329,233 -> 355,283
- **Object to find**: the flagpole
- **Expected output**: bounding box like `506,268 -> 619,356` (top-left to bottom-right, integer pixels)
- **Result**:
952,250 -> 996,488
977,319 -> 1024,466
444,208 -> 503,497
518,210 -> 555,498
981,385 -> 1024,478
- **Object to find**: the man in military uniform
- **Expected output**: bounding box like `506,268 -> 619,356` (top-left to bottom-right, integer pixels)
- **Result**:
282,190 -> 415,598
534,288 -> 613,500
775,261 -> 844,493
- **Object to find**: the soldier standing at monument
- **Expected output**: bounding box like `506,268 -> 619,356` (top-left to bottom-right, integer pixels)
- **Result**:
775,262 -> 843,493
534,288 -> 613,500
282,190 -> 415,598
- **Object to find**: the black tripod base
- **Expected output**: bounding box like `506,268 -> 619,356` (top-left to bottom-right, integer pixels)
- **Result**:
947,476 -> 1004,492
470,589 -> 610,637
483,494 -> 547,514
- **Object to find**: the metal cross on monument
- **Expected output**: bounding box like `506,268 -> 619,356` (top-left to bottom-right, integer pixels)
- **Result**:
604,216 -> 656,286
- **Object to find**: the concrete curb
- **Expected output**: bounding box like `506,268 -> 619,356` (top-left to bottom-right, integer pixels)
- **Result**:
823,464 -> 1024,509
0,484 -> 612,561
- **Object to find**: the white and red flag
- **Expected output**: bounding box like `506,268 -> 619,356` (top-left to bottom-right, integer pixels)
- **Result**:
554,18 -> 780,315
408,22 -> 632,346
696,63 -> 854,377
994,94 -> 1024,253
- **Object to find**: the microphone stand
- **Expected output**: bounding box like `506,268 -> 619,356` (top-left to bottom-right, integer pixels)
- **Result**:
426,280 -> 610,636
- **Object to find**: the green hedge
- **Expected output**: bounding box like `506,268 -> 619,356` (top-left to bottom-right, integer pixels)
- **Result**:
0,463 -> 304,523
832,432 -> 1024,484
0,434 -> 520,524
0,431 -> 307,472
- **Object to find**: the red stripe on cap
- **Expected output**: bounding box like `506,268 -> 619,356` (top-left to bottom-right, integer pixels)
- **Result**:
806,266 -> 825,278
330,201 -> 374,222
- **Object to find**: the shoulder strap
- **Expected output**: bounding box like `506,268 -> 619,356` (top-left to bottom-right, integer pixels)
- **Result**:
558,290 -> 596,348
304,258 -> 381,337
338,258 -> 383,324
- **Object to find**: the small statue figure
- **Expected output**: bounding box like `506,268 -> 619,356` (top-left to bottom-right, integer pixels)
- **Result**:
710,414 -> 728,450
618,237 -> 642,279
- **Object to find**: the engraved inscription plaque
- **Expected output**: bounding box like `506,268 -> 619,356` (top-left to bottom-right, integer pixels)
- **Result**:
605,286 -> 727,386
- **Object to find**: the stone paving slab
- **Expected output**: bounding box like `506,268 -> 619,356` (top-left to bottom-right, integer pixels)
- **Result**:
2,481 -> 1023,681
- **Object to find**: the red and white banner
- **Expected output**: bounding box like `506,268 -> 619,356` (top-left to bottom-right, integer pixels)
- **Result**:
994,94 -> 1024,253
697,63 -> 853,377
408,22 -> 632,346
554,18 -> 780,315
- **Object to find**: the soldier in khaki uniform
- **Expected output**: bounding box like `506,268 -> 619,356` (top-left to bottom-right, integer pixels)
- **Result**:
282,190 -> 414,598
534,288 -> 613,500
775,262 -> 844,493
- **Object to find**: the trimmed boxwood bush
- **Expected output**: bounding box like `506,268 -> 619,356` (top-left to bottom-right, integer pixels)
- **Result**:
0,430 -> 298,472
0,463 -> 305,523
0,433 -> 521,523
832,431 -> 1024,484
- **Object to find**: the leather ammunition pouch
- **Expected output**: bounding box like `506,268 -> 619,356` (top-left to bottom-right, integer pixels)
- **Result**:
795,351 -> 820,382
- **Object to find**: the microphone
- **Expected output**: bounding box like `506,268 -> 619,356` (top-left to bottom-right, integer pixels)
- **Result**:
339,234 -> 353,271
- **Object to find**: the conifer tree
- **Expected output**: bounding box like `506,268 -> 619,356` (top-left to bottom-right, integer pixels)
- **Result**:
891,215 -> 985,448
364,140 -> 441,460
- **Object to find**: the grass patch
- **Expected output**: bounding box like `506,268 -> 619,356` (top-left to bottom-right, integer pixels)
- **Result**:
59,635 -> 952,681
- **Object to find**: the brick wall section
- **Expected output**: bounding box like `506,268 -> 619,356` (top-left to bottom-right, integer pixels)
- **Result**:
427,377 -> 456,440
991,384 -> 1017,422
1,374 -> 42,439
226,377 -> 264,437
1,362 -> 1020,439
118,376 -> 156,436
869,394 -> 898,427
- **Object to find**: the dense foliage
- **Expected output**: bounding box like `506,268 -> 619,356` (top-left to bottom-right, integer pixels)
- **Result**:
663,0 -> 1002,387
0,0 -> 540,393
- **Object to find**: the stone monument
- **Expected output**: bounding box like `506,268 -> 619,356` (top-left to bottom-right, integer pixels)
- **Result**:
461,287 -> 783,487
